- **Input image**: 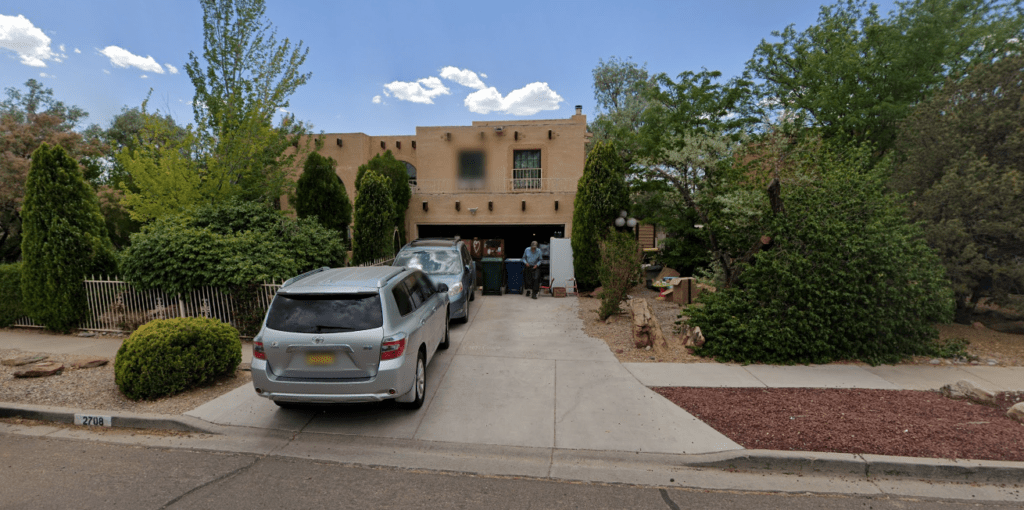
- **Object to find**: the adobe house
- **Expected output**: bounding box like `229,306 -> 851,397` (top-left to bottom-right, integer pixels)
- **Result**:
298,106 -> 591,257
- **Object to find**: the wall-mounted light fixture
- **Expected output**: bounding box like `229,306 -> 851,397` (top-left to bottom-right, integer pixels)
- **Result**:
521,200 -> 526,211
488,201 -> 493,211
555,200 -> 559,211
422,201 -> 428,212
469,207 -> 478,215
455,201 -> 460,212
336,138 -> 343,147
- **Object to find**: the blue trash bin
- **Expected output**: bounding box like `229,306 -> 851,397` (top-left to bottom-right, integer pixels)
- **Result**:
505,258 -> 524,294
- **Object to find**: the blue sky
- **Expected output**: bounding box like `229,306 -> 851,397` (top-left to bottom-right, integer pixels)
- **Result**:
1,0 -> 899,136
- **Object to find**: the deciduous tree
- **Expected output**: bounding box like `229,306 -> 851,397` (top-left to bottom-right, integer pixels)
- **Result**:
748,0 -> 1023,156
571,141 -> 630,290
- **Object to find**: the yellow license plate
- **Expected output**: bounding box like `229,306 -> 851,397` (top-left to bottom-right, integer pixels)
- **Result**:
306,352 -> 334,366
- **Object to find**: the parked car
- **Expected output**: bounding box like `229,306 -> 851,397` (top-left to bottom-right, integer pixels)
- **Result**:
393,238 -> 475,322
251,266 -> 449,410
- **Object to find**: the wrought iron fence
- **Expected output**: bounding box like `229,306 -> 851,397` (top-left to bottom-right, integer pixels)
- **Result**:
11,257 -> 394,335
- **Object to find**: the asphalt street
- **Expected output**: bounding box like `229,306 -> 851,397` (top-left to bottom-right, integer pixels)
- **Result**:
2,434 -> 1020,510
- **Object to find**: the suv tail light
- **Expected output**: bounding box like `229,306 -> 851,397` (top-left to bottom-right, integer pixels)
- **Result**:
380,335 -> 406,360
253,338 -> 266,360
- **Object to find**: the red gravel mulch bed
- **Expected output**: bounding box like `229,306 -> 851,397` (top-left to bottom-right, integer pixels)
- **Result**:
654,387 -> 1024,462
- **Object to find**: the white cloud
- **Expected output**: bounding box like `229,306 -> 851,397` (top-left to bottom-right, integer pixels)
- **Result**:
59,44 -> 64,52
103,69 -> 110,74
440,66 -> 486,89
74,48 -> 81,54
0,14 -> 56,67
465,82 -> 564,115
99,45 -> 164,73
480,73 -> 488,79
164,63 -> 178,74
383,76 -> 450,104
39,72 -> 53,78
372,95 -> 382,104
140,74 -> 148,79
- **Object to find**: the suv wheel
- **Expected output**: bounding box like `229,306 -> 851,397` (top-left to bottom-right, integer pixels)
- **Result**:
398,350 -> 426,410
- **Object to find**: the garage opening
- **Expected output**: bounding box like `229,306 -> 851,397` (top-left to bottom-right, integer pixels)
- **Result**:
416,224 -> 565,260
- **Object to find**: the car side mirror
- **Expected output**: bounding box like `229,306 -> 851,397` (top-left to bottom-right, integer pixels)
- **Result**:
436,283 -> 449,293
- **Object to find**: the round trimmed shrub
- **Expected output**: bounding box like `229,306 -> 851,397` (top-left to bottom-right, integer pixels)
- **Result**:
115,317 -> 242,400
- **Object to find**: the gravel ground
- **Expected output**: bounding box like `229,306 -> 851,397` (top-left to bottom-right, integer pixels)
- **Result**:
0,348 -> 250,415
656,387 -> 1024,462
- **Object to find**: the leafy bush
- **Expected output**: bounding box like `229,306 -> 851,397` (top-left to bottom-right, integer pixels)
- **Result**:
691,151 -> 954,365
120,199 -> 346,295
0,263 -> 23,327
115,317 -> 241,400
352,171 -> 395,265
572,141 -> 629,290
597,231 -> 643,320
21,143 -> 118,332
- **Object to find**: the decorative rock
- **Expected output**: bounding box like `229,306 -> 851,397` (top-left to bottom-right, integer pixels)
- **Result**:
2,354 -> 49,367
972,321 -> 987,330
988,361 -> 998,366
930,359 -> 941,365
940,379 -> 996,405
72,358 -> 108,369
1008,403 -> 1024,424
13,362 -> 64,378
77,331 -> 96,338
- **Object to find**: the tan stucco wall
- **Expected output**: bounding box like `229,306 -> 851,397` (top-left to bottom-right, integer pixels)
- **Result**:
297,111 -> 589,239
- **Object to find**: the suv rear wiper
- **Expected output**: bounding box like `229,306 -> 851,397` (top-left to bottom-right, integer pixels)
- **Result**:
315,325 -> 355,332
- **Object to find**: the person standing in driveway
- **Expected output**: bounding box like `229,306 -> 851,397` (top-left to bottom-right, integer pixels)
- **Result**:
522,241 -> 542,299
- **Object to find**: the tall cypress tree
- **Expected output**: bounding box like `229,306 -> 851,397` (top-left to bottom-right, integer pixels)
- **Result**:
21,143 -> 116,332
571,141 -> 629,290
294,151 -> 352,245
352,170 -> 395,265
355,151 -> 411,245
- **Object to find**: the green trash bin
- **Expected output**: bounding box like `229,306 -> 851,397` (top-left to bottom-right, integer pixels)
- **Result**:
481,257 -> 504,295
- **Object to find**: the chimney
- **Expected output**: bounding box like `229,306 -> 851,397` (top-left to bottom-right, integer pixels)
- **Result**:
575,105 -> 582,115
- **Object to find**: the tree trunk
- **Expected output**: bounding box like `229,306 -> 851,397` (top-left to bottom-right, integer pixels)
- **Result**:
628,298 -> 675,356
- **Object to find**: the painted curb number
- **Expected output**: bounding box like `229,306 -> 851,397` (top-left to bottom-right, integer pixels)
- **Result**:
74,414 -> 112,427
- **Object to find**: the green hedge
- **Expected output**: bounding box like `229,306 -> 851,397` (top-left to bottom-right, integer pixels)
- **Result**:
115,317 -> 242,400
0,263 -> 23,328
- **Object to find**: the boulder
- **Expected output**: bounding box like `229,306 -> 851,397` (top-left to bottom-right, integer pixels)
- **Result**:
72,357 -> 109,369
2,354 -> 48,367
940,379 -> 996,405
1007,403 -> 1024,424
13,362 -> 64,378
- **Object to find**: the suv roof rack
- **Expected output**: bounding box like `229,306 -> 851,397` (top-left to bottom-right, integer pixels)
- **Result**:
281,266 -> 330,289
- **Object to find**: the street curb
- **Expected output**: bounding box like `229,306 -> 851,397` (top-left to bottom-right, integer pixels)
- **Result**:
682,449 -> 1024,484
3,403 -> 1023,484
0,403 -> 223,435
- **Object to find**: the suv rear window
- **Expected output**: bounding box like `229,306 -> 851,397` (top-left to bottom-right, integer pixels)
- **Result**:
266,293 -> 383,333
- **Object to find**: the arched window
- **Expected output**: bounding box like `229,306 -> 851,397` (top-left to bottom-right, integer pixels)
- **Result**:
402,161 -> 417,186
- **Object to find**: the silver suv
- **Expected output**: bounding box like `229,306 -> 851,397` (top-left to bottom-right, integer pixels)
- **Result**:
251,266 -> 449,409
394,238 -> 475,322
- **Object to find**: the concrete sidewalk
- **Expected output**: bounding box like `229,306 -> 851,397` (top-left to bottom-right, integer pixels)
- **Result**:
2,295 -> 1023,491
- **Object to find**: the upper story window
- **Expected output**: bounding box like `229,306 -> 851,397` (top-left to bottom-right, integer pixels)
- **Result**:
513,150 -> 541,190
458,151 -> 485,190
402,161 -> 417,186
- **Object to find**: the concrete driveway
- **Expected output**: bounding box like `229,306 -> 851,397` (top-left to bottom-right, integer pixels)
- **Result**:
186,293 -> 741,455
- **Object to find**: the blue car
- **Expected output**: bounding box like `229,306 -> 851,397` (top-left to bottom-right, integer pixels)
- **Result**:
394,238 -> 476,322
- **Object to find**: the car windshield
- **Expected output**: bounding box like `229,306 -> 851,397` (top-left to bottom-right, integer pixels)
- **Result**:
394,250 -> 461,275
265,293 -> 383,333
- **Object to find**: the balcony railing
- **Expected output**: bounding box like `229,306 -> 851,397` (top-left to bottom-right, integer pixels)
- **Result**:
411,177 -> 579,194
